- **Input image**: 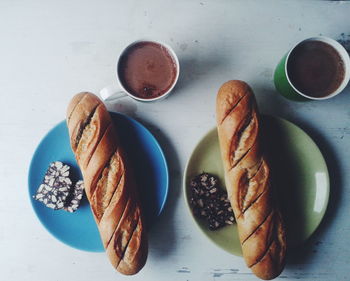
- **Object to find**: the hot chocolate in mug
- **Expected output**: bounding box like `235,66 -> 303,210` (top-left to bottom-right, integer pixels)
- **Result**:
100,40 -> 180,102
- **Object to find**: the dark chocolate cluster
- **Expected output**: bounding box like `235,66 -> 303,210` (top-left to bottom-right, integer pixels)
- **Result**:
33,161 -> 84,212
189,173 -> 235,230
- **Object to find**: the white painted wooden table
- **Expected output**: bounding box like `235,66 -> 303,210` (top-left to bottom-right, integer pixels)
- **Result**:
1,1 -> 350,280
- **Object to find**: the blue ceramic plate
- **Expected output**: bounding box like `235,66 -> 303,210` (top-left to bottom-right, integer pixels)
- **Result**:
28,112 -> 169,252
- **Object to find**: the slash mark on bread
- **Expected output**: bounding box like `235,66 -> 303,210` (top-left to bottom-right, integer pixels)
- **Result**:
67,93 -> 87,124
74,104 -> 99,148
95,169 -> 126,223
106,198 -> 134,250
229,143 -> 254,171
116,217 -> 140,268
90,147 -> 119,205
237,172 -> 249,212
228,110 -> 257,169
238,161 -> 268,213
249,236 -> 275,268
248,212 -> 279,268
108,199 -> 138,255
241,209 -> 273,245
105,170 -> 125,217
241,188 -> 268,215
247,159 -> 263,180
220,92 -> 248,125
85,123 -> 113,168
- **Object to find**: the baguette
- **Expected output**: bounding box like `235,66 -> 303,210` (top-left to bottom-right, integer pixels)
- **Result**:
66,92 -> 147,275
216,80 -> 286,280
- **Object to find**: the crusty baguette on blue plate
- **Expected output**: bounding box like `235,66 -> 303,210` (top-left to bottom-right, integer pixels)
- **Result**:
66,92 -> 147,275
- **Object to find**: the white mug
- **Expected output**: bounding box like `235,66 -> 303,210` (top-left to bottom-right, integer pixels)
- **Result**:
100,40 -> 180,102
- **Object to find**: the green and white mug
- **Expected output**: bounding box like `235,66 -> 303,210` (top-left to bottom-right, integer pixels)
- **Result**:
274,37 -> 350,101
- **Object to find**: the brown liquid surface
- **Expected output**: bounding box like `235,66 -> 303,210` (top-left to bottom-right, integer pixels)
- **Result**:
118,41 -> 177,99
287,40 -> 345,97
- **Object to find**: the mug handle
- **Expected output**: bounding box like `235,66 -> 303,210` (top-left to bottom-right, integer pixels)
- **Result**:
99,84 -> 128,102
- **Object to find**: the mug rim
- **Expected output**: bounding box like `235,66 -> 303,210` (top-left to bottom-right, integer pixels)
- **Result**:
284,36 -> 350,100
116,39 -> 180,102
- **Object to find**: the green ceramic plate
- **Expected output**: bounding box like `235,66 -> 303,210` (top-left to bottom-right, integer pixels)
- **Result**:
183,115 -> 329,256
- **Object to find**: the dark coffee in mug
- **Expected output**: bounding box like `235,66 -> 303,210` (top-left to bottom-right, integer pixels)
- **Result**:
118,41 -> 177,99
287,40 -> 345,98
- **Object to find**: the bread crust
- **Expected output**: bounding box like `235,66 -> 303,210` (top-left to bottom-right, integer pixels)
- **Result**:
216,81 -> 286,280
66,92 -> 147,275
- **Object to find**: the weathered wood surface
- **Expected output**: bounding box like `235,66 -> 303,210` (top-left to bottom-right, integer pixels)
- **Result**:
1,1 -> 349,280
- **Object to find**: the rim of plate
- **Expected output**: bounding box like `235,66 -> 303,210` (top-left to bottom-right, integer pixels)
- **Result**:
182,115 -> 330,254
28,112 -> 169,250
